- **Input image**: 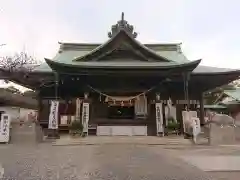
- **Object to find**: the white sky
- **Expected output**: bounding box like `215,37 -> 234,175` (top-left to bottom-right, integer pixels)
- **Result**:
0,0 -> 240,91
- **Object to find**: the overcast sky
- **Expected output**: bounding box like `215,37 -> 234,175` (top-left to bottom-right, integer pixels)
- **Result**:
0,0 -> 240,69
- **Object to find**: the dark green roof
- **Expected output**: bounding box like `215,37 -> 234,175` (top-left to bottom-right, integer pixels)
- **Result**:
34,42 -> 239,74
224,89 -> 240,101
221,100 -> 240,105
33,15 -> 240,76
45,58 -> 201,76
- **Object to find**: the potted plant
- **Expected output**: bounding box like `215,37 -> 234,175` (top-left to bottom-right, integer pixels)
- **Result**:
166,117 -> 180,135
69,120 -> 83,137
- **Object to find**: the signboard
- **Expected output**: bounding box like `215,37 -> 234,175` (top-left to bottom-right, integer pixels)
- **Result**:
48,100 -> 59,129
192,117 -> 201,136
156,103 -> 163,134
192,117 -> 201,143
0,114 -> 10,143
82,103 -> 89,133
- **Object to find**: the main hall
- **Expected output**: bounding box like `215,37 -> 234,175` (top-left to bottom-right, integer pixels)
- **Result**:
1,13 -> 240,137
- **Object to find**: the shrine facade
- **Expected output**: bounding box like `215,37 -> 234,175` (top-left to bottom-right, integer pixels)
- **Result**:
1,13 -> 240,137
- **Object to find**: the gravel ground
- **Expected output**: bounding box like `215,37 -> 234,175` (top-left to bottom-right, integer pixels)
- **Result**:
0,144 -> 213,180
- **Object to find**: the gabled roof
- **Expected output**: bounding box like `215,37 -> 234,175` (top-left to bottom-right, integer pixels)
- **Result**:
43,13 -> 204,73
31,12 -> 240,78
33,42 -> 189,72
73,30 -> 172,62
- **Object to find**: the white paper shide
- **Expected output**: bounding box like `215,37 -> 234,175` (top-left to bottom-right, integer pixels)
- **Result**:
48,100 -> 59,129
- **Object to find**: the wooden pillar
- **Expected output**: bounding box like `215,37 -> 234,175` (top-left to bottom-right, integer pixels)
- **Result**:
176,103 -> 184,134
47,72 -> 60,139
199,93 -> 205,126
37,91 -> 42,123
183,72 -> 190,111
162,102 -> 166,127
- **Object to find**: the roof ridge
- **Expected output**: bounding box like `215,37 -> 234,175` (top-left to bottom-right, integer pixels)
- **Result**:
73,29 -> 173,62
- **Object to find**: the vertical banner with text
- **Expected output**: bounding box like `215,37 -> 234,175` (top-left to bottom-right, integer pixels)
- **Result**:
0,114 -> 10,143
156,103 -> 163,134
76,98 -> 82,121
48,100 -> 59,129
82,103 -> 89,133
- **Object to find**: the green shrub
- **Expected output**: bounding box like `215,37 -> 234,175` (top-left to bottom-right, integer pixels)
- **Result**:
167,117 -> 180,131
69,120 -> 83,135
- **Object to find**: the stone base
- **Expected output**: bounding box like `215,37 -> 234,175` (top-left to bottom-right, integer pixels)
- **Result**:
47,129 -> 60,139
209,124 -> 236,145
157,132 -> 165,137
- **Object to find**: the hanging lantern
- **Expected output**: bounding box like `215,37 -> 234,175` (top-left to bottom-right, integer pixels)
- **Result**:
99,94 -> 102,102
156,93 -> 160,101
121,101 -> 124,106
113,100 -> 116,105
84,92 -> 89,99
129,99 -> 132,105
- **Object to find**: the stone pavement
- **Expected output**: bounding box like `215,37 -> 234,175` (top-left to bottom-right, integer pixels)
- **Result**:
155,144 -> 240,180
180,156 -> 240,171
0,163 -> 4,178
0,143 -> 213,180
53,135 -> 193,146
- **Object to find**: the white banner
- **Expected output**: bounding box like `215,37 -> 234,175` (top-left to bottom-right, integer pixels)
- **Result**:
82,103 -> 89,133
192,117 -> 201,137
156,103 -> 163,134
182,111 -> 197,133
76,98 -> 82,121
48,100 -> 59,129
0,114 -> 10,143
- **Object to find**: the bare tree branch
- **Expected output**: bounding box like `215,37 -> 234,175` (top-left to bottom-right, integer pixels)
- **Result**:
0,52 -> 40,72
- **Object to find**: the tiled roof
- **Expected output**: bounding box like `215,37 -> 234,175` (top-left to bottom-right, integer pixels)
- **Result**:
33,43 -> 238,74
224,89 -> 240,101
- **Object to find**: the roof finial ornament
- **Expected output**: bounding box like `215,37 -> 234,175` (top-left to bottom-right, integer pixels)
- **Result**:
108,12 -> 138,39
121,12 -> 124,21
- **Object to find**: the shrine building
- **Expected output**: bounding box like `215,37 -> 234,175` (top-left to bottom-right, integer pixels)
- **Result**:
1,13 -> 240,137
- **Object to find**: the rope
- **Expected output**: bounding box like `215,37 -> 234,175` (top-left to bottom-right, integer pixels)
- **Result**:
87,85 -> 156,101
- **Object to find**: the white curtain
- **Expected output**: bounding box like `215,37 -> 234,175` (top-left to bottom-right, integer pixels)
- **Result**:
134,95 -> 147,116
